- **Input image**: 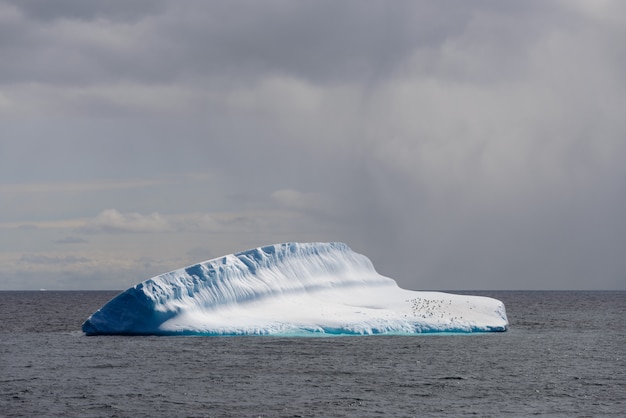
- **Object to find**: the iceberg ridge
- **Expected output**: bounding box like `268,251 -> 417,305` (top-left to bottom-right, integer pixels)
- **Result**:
82,242 -> 508,336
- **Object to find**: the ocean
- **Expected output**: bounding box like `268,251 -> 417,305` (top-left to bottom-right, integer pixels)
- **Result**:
0,290 -> 624,417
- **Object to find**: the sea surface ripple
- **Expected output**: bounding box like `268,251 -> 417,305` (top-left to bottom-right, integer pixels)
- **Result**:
1,290 -> 624,417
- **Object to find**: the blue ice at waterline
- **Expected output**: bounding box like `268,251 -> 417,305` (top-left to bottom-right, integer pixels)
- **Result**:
82,242 -> 508,336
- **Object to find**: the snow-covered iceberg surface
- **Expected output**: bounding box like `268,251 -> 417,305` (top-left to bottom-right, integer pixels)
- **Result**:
82,242 -> 508,336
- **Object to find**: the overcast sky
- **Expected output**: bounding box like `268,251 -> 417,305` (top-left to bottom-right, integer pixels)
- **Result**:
1,0 -> 625,291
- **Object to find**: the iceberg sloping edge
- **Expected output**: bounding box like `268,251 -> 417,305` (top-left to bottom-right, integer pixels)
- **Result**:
82,242 -> 508,336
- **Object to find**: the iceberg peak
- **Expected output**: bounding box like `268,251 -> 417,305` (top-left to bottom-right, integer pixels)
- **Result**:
82,242 -> 508,336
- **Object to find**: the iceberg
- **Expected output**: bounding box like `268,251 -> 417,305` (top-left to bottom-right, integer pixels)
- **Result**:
82,242 -> 508,336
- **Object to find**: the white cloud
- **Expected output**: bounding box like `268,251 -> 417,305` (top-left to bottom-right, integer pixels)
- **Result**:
0,219 -> 86,229
271,189 -> 330,213
227,76 -> 322,114
18,253 -> 91,265
80,209 -> 174,233
0,178 -> 168,194
77,209 -> 226,234
172,212 -> 221,232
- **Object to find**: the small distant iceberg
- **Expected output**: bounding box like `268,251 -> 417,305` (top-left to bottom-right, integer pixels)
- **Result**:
82,242 -> 508,336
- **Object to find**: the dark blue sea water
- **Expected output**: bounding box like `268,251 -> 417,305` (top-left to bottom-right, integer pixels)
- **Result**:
0,291 -> 624,417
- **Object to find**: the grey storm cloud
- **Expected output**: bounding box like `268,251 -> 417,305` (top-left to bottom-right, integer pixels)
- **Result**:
1,0 -> 625,290
54,236 -> 87,244
3,0 -> 165,22
0,0 -> 572,86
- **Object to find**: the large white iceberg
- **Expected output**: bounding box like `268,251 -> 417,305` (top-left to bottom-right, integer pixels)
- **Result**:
82,242 -> 508,336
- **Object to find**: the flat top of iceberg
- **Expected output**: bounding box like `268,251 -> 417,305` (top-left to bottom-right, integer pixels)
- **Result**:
82,242 -> 508,336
